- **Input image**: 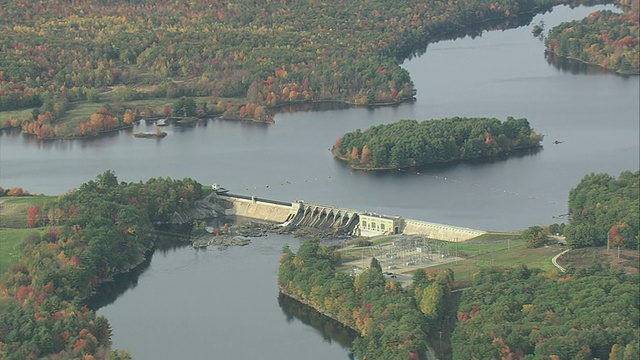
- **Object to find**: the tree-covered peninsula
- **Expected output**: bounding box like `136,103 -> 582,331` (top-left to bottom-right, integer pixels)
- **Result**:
0,0 -> 595,137
333,117 -> 543,170
0,171 -> 204,359
278,239 -> 454,360
564,170 -> 639,249
545,0 -> 640,74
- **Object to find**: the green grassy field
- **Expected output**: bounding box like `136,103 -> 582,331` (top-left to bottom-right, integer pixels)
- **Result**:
0,228 -> 36,275
0,89 -> 243,135
0,108 -> 34,124
63,101 -> 106,126
0,196 -> 56,275
559,246 -> 639,274
438,242 -> 563,286
0,196 -> 57,228
339,232 -> 566,288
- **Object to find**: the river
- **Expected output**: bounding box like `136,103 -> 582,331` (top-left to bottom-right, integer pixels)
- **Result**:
1,4 -> 638,359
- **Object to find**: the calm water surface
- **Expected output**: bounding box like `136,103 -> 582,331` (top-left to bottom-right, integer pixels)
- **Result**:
88,235 -> 357,359
1,5 -> 638,359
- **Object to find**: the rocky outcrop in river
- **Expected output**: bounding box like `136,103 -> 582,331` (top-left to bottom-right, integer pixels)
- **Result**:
190,220 -> 277,248
191,235 -> 252,248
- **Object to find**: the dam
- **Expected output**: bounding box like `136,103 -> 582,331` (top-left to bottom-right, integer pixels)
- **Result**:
218,193 -> 485,242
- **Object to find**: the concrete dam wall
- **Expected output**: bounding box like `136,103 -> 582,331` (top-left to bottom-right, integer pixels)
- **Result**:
222,194 -> 293,223
402,220 -> 485,242
219,193 -> 485,242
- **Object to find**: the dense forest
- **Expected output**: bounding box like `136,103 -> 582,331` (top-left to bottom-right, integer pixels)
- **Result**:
564,170 -> 639,249
0,0 -> 593,137
278,240 -> 453,360
0,171 -> 203,359
452,265 -> 639,359
545,0 -> 639,74
333,117 -> 543,169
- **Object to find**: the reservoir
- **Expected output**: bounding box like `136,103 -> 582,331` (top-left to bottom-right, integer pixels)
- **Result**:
0,5 -> 638,359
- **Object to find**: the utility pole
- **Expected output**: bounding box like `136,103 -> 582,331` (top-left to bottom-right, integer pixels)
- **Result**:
439,330 -> 443,360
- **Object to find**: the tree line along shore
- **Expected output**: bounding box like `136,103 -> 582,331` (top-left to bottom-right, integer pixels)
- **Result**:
1,0 -> 637,140
0,169 -> 637,359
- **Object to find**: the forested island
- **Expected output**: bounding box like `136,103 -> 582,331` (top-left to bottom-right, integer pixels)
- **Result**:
0,172 -> 205,359
333,117 -> 543,170
0,0 -> 612,139
545,0 -> 639,74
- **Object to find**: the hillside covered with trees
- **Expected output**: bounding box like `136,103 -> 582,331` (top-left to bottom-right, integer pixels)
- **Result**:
545,0 -> 639,74
278,239 -> 453,360
333,117 -> 543,169
1,0 -> 591,137
452,265 -> 639,359
0,172 -> 203,359
564,170 -> 639,249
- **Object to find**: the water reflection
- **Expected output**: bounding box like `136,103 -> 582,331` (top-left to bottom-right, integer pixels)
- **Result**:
276,102 -> 354,114
333,146 -> 544,177
545,52 -> 627,76
403,11 -> 544,60
86,223 -> 197,310
278,292 -> 357,358
85,249 -> 153,310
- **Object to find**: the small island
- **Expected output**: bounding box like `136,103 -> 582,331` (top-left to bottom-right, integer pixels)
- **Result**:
332,116 -> 543,170
133,130 -> 167,138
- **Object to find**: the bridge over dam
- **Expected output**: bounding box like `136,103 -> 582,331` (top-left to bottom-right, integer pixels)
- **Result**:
218,193 -> 485,242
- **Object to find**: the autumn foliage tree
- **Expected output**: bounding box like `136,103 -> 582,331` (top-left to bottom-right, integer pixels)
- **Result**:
123,109 -> 135,125
6,187 -> 26,196
608,224 -> 625,249
27,205 -> 40,228
350,146 -> 359,160
360,145 -> 372,164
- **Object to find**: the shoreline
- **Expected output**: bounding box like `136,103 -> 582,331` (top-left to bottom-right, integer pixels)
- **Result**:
278,286 -> 360,333
333,144 -> 543,171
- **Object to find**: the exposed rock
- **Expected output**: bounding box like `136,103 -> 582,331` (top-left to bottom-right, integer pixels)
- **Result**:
272,223 -> 352,238
170,194 -> 226,224
231,220 -> 277,237
192,235 -> 251,248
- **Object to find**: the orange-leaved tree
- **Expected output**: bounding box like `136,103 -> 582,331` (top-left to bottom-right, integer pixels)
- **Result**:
27,205 -> 40,228
350,146 -> 359,160
360,145 -> 372,164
